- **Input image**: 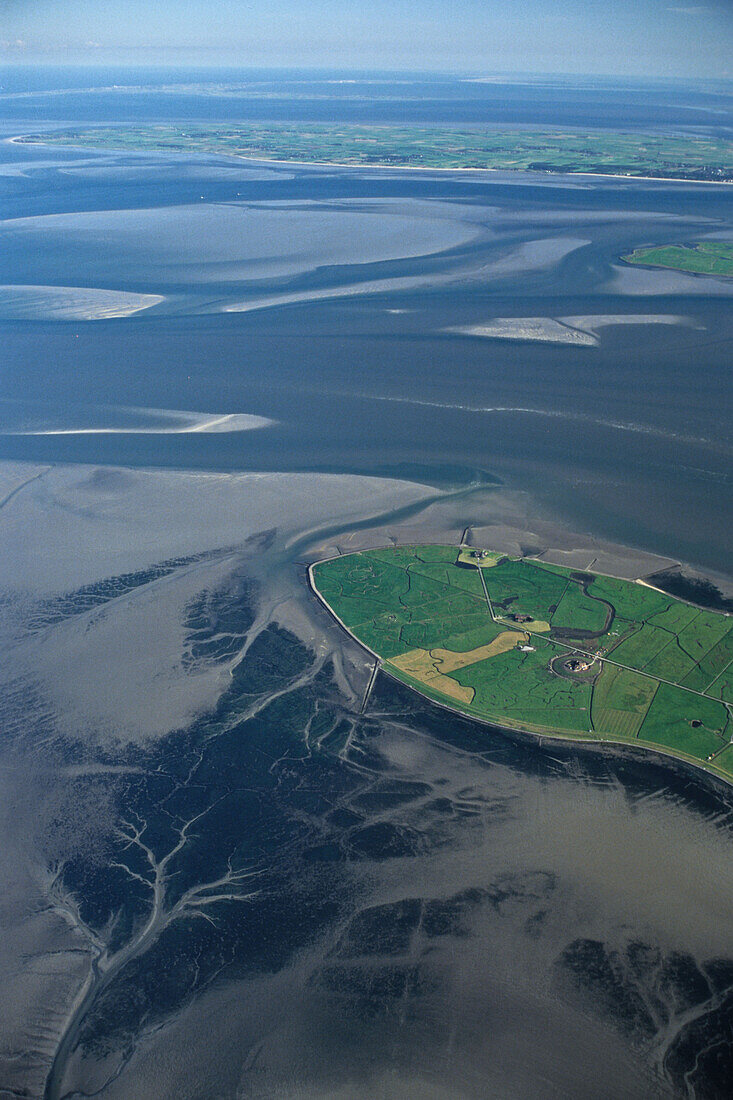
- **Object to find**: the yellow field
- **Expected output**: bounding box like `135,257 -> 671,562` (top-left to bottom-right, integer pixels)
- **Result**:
498,617 -> 551,633
388,649 -> 475,705
387,631 -> 527,706
431,630 -> 528,671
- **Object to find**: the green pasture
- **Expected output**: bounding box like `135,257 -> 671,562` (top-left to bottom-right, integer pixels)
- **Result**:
606,623 -> 674,670
587,575 -> 669,622
481,558 -> 569,621
452,641 -> 593,732
682,629 -> 733,693
312,546 -> 732,774
643,641 -> 697,683
708,744 -> 733,780
638,684 -> 729,759
677,613 -> 731,660
624,242 -> 733,277
592,665 -> 658,740
550,582 -> 610,634
646,601 -> 700,634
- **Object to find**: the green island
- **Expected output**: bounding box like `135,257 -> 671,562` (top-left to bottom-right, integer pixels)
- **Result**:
311,545 -> 733,782
623,241 -> 733,276
18,123 -> 733,181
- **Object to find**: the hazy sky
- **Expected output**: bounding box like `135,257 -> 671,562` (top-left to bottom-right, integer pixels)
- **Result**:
2,0 -> 732,79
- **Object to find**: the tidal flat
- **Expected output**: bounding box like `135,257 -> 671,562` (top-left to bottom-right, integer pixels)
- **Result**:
1,461 -> 733,1099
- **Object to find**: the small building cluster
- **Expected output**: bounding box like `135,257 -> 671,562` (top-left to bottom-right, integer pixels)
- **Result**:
565,657 -> 593,673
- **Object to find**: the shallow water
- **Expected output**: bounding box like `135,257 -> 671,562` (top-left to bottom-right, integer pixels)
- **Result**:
1,113 -> 731,570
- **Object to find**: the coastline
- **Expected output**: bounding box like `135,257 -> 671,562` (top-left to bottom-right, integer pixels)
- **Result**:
10,132 -> 733,187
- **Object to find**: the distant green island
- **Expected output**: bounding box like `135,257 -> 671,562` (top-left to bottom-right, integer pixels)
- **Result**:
18,123 -> 733,181
311,546 -> 733,782
623,241 -> 733,276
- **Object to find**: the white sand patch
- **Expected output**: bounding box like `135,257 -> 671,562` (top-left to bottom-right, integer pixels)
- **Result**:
447,313 -> 699,345
222,233 -> 583,314
7,407 -> 274,436
560,313 -> 699,333
0,284 -> 164,320
448,318 -> 597,344
356,393 -> 718,449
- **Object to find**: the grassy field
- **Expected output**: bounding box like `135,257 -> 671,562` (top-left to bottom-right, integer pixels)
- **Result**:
549,582 -> 611,634
19,124 -> 733,180
623,242 -> 733,276
312,545 -> 733,780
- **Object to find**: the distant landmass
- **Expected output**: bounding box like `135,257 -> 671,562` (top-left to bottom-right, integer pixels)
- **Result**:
312,545 -> 733,782
18,123 -> 733,181
623,241 -> 733,276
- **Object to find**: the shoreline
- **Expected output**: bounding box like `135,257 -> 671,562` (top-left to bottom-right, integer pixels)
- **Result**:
307,548 -> 733,790
10,133 -> 733,187
621,256 -> 733,280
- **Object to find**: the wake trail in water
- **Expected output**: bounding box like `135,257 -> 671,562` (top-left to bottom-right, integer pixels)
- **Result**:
352,393 -> 729,453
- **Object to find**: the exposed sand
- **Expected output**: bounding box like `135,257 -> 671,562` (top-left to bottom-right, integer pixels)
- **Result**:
0,462 -> 51,508
447,314 -> 698,345
89,722 -> 733,1100
7,407 -> 275,436
223,273 -> 457,314
0,284 -> 164,320
448,318 -> 597,345
561,313 -> 698,333
478,236 -> 590,276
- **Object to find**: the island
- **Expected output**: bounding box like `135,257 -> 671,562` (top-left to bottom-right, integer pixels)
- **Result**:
623,241 -> 733,276
17,123 -> 733,181
310,545 -> 733,782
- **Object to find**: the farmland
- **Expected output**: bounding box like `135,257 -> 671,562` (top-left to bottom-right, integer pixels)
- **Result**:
18,124 -> 733,181
311,546 -> 733,782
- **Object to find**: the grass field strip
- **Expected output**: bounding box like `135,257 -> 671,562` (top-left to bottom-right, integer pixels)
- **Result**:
624,242 -> 733,277
22,124 -> 733,182
477,558 -> 723,705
